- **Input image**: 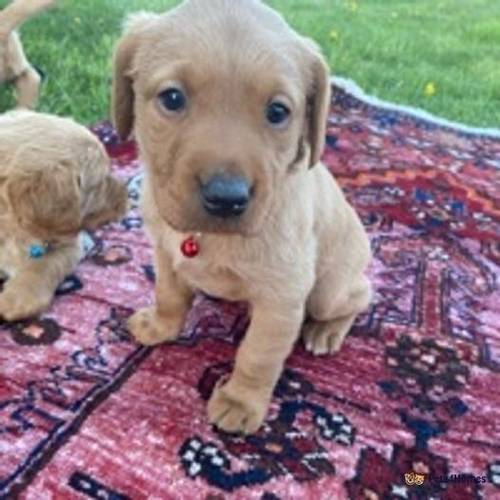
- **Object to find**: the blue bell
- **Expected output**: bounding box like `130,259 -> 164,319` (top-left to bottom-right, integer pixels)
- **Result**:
29,244 -> 47,259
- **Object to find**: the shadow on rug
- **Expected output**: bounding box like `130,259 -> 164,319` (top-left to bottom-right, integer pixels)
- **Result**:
1,81 -> 499,500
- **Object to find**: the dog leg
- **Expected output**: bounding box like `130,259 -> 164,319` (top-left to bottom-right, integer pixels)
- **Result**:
207,300 -> 304,434
14,66 -> 41,109
0,245 -> 80,321
303,275 -> 372,355
128,245 -> 193,346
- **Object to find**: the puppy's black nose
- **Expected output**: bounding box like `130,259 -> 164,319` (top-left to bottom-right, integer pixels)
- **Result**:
201,174 -> 250,218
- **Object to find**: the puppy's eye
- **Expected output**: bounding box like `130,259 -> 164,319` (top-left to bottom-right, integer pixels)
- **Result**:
266,101 -> 291,126
158,87 -> 187,112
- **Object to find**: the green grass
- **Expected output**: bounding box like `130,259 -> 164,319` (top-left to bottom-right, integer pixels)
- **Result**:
1,0 -> 499,127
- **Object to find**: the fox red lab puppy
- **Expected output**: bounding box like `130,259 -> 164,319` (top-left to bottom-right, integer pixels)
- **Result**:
113,0 -> 372,434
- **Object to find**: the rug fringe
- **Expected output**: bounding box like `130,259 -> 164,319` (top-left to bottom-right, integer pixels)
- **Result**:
331,76 -> 500,138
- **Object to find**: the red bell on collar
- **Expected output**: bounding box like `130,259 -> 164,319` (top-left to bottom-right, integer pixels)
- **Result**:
181,235 -> 200,258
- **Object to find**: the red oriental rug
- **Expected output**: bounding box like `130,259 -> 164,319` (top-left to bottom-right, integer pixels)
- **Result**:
1,79 -> 499,500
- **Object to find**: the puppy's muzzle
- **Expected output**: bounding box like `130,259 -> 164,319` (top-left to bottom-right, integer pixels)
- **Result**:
200,174 -> 251,218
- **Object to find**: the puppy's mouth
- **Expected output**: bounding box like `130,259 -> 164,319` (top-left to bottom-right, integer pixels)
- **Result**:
160,210 -> 260,236
157,195 -> 265,237
201,199 -> 249,218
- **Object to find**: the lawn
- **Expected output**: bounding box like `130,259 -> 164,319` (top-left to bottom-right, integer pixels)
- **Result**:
1,0 -> 498,127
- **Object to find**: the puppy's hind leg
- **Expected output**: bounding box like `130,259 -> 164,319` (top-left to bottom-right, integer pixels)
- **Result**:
303,275 -> 371,356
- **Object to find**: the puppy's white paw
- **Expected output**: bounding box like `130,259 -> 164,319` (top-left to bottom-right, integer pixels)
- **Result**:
207,381 -> 269,435
0,286 -> 51,321
302,316 -> 356,356
127,306 -> 183,346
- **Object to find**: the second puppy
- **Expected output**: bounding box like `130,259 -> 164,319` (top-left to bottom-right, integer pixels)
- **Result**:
0,0 -> 57,109
0,111 -> 127,321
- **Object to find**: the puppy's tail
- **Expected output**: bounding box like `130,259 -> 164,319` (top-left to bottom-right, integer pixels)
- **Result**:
0,0 -> 56,40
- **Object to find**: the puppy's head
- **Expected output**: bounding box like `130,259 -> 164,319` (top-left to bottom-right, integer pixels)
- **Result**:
6,163 -> 81,242
112,0 -> 330,235
6,142 -> 127,242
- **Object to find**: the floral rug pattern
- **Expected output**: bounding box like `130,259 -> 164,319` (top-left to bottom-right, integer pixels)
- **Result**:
0,82 -> 499,499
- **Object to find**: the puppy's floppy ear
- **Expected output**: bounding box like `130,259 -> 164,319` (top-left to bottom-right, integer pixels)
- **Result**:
81,176 -> 128,231
112,34 -> 139,140
112,13 -> 157,140
301,38 -> 331,168
6,165 -> 81,234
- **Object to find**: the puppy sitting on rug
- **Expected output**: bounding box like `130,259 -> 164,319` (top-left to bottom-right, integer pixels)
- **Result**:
113,0 -> 371,434
0,0 -> 56,109
0,111 -> 127,321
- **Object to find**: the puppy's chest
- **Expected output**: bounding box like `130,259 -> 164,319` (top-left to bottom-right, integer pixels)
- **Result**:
165,235 -> 247,300
173,250 -> 246,300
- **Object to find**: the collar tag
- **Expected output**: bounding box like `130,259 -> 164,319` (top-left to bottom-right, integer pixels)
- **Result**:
29,243 -> 50,260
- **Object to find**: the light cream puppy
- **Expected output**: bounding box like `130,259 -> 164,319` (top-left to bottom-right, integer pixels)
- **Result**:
113,0 -> 371,434
0,0 -> 56,109
0,111 -> 127,321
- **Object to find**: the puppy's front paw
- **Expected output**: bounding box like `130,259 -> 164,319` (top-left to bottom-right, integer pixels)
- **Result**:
207,380 -> 269,435
0,286 -> 52,321
302,315 -> 356,355
127,306 -> 183,346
